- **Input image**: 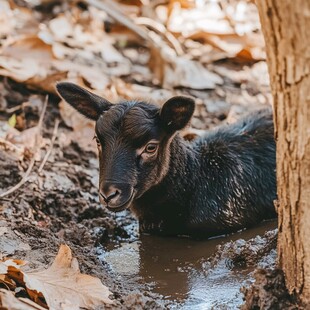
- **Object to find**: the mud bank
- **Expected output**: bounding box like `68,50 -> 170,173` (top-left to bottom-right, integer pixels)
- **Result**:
0,80 -> 287,309
0,132 -> 282,309
0,135 -> 281,309
241,268 -> 299,310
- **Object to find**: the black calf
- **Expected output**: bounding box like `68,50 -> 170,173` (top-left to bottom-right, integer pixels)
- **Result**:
56,82 -> 277,237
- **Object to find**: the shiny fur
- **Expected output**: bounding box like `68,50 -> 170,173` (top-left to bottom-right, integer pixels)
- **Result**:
56,82 -> 277,237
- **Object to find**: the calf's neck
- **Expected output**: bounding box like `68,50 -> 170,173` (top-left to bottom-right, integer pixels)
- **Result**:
56,82 -> 277,237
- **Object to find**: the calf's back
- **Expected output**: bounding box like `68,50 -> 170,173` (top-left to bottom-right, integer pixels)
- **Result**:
56,82 -> 277,237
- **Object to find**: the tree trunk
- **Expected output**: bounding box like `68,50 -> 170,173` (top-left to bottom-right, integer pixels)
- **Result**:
256,0 -> 310,304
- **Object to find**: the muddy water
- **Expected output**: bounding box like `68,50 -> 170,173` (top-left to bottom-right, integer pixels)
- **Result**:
100,220 -> 277,309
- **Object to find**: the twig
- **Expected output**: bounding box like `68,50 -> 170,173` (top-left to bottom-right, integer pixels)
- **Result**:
86,0 -> 150,40
0,96 -> 48,199
6,102 -> 31,114
0,138 -> 23,154
135,17 -> 184,56
38,118 -> 60,173
85,0 -> 178,56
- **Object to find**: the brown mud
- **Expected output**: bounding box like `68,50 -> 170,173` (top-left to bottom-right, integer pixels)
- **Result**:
0,78 -> 293,309
241,269 -> 299,310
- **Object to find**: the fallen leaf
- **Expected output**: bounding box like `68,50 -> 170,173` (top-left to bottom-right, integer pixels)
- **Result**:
0,274 -> 16,291
59,99 -> 96,152
53,60 -> 110,91
163,57 -> 223,89
167,2 -> 233,35
114,79 -> 175,101
0,258 -> 26,275
8,114 -> 16,128
48,15 -> 74,42
0,36 -> 55,87
0,289 -> 46,310
0,57 -> 39,82
0,1 -> 14,38
0,263 -> 7,274
22,244 -> 113,309
6,126 -> 46,157
0,258 -> 26,290
28,71 -> 68,94
1,36 -> 54,64
0,1 -> 38,38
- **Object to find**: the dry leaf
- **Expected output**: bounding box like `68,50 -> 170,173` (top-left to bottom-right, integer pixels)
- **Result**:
0,258 -> 26,275
59,99 -> 96,152
53,60 -> 110,91
163,57 -> 223,89
0,1 -> 38,38
0,36 -> 55,88
0,289 -> 46,310
0,263 -> 7,275
114,79 -> 175,102
0,57 -> 39,82
0,1 -> 14,38
0,274 -> 16,291
167,2 -> 233,35
1,246 -> 113,309
49,15 -> 74,41
0,259 -> 27,290
22,244 -> 113,309
1,36 -> 54,64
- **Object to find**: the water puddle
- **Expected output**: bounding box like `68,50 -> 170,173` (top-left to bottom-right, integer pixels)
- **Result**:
100,220 -> 277,309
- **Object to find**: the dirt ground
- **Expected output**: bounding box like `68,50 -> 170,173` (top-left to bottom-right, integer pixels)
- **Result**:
0,0 -> 300,308
0,75 -> 297,309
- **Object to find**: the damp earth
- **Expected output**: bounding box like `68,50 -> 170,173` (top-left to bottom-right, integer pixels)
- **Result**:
0,125 -> 279,309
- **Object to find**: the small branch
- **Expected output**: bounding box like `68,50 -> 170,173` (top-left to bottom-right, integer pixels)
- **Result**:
0,155 -> 37,198
6,102 -> 31,114
38,119 -> 60,173
86,0 -> 150,41
0,96 -> 48,199
85,0 -> 178,56
135,17 -> 183,56
0,138 -> 23,154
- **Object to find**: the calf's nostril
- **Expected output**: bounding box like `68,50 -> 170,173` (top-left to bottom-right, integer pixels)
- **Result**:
100,189 -> 120,203
107,190 -> 119,201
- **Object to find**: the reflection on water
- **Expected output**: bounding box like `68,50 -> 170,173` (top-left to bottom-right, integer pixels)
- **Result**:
100,220 -> 277,309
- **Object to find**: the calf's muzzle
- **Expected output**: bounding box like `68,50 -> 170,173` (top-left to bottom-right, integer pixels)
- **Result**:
99,181 -> 134,211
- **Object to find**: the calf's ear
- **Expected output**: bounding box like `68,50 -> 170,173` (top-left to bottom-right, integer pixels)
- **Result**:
56,82 -> 112,120
160,96 -> 195,132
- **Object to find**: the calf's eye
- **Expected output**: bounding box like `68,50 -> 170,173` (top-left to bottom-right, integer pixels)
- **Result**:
144,143 -> 158,154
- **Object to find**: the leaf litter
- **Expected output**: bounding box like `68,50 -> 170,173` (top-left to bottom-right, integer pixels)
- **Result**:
0,245 -> 113,309
0,0 -> 276,309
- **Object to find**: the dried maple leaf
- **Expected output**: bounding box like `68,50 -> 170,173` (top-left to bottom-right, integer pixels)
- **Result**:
22,244 -> 113,309
0,259 -> 27,274
0,259 -> 27,290
0,289 -> 46,310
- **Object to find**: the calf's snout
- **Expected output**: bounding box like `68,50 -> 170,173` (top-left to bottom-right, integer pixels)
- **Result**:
100,184 -> 120,203
99,182 -> 134,211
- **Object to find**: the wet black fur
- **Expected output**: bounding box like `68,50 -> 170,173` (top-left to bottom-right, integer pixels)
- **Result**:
56,82 -> 277,237
134,109 -> 277,236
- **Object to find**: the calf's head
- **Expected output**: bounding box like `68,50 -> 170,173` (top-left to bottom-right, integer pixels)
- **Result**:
56,82 -> 195,212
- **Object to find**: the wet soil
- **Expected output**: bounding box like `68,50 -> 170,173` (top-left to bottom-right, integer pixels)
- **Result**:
241,268 -> 299,310
0,137 -> 280,309
0,79 -> 291,309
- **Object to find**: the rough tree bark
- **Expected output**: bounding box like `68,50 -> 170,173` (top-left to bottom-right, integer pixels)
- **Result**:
256,0 -> 310,304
